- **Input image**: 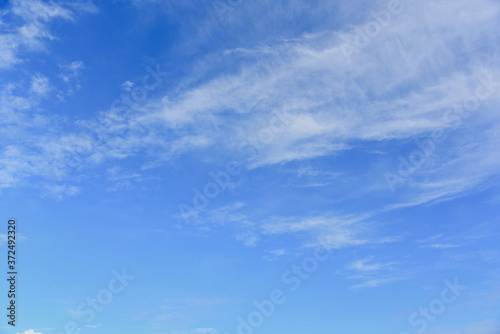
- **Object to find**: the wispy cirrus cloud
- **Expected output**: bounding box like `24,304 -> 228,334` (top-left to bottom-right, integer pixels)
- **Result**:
0,0 -> 97,69
347,256 -> 398,272
186,201 -> 397,250
261,213 -> 370,249
344,256 -> 413,289
1,0 -> 499,214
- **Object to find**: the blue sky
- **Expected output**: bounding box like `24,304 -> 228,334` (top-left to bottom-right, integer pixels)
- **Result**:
1,0 -> 500,333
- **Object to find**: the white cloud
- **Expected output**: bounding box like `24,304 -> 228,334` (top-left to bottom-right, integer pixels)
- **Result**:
137,0 -> 499,169
1,0 -> 499,209
262,248 -> 287,261
42,184 -> 81,201
348,257 -> 385,272
11,0 -> 74,22
29,74 -> 51,96
268,249 -> 285,256
58,60 -> 85,93
345,256 -> 406,289
194,328 -> 217,334
261,214 -> 371,249
153,313 -> 172,321
236,231 -> 258,247
17,330 -> 42,334
416,234 -> 464,250
427,244 -> 462,249
350,276 -> 405,289
0,0 -> 97,69
91,0 -> 499,215
121,80 -> 135,91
